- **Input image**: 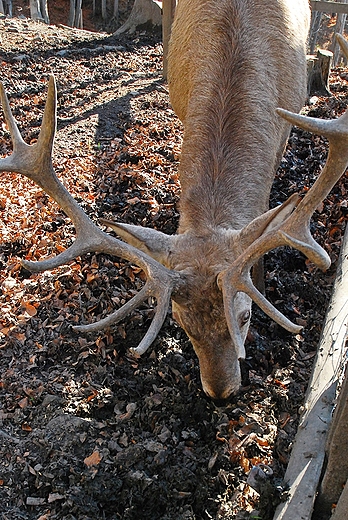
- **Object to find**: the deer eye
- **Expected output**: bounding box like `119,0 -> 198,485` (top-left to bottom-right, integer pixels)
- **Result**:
240,310 -> 251,326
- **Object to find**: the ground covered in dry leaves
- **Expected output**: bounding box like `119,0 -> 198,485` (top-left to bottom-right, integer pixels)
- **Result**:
0,15 -> 347,520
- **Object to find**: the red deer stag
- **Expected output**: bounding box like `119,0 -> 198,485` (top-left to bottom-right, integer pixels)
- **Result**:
1,3 -> 348,401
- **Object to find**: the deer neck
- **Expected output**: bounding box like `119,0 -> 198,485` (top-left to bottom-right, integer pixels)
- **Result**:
177,91 -> 287,235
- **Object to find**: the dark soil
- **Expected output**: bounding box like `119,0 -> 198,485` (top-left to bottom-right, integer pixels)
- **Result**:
0,10 -> 347,520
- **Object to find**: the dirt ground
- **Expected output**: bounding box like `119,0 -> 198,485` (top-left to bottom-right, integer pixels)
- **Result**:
0,7 -> 347,520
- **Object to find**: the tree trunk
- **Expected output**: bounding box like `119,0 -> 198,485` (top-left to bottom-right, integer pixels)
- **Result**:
113,0 -> 119,19
40,0 -> 49,23
114,0 -> 162,35
162,0 -> 176,78
76,0 -> 83,28
68,0 -> 75,26
330,478 -> 348,520
30,0 -> 49,23
3,0 -> 12,16
274,223 -> 348,520
101,0 -> 107,19
68,0 -> 83,28
309,10 -> 323,54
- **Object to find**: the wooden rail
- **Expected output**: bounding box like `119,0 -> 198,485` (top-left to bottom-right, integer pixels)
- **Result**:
310,1 -> 348,14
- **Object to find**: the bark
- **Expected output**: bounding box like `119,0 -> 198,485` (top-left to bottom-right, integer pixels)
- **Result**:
162,0 -> 176,78
309,10 -> 323,54
113,0 -> 119,19
101,0 -> 107,19
331,0 -> 348,65
29,0 -> 49,24
68,0 -> 83,28
68,0 -> 75,26
308,49 -> 333,97
4,0 -> 12,16
330,478 -> 348,520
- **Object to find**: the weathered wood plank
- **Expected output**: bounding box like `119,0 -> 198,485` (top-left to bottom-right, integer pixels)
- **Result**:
313,363 -> 348,518
330,477 -> 348,519
310,1 -> 348,15
273,224 -> 348,520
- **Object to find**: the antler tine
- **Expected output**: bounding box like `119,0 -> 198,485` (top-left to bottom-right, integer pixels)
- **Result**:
0,76 -> 57,183
0,77 -> 185,353
220,105 -> 348,338
0,75 -> 105,271
74,272 -> 175,356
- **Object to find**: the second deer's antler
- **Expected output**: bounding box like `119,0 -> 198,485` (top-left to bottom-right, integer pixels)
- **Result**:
219,108 -> 348,354
0,76 -> 185,355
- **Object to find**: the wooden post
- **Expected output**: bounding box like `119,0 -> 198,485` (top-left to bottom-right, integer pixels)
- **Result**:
162,0 -> 176,79
308,49 -> 333,96
313,365 -> 348,519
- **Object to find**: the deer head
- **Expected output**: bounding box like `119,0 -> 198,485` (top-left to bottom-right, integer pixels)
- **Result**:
101,197 -> 300,399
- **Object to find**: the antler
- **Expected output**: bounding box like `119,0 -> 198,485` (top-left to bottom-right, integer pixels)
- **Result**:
219,107 -> 348,357
0,76 -> 184,355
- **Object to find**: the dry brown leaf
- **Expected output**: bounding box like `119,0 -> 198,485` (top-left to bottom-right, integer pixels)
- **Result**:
12,332 -> 26,342
23,302 -> 37,317
18,397 -> 29,409
21,422 -> 32,432
84,450 -> 102,467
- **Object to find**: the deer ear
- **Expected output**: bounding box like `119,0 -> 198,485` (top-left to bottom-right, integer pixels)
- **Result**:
239,193 -> 300,249
100,219 -> 173,265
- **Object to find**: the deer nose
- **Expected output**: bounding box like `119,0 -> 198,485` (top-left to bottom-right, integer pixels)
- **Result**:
202,382 -> 240,401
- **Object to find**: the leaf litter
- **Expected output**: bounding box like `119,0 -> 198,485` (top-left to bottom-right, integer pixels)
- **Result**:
0,11 -> 347,520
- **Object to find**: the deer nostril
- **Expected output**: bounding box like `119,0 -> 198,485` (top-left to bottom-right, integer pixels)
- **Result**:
203,382 -> 240,402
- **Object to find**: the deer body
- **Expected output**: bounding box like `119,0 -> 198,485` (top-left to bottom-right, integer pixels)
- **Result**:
162,0 -> 310,397
105,0 -> 310,399
3,2 -> 348,402
135,0 -> 309,398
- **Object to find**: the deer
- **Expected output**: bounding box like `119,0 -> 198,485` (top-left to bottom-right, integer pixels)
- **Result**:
1,3 -> 348,401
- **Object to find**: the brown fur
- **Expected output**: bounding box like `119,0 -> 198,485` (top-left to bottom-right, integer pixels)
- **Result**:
168,0 -> 309,230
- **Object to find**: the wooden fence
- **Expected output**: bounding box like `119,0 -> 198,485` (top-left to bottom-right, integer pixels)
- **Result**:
310,1 -> 348,63
273,225 -> 348,520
